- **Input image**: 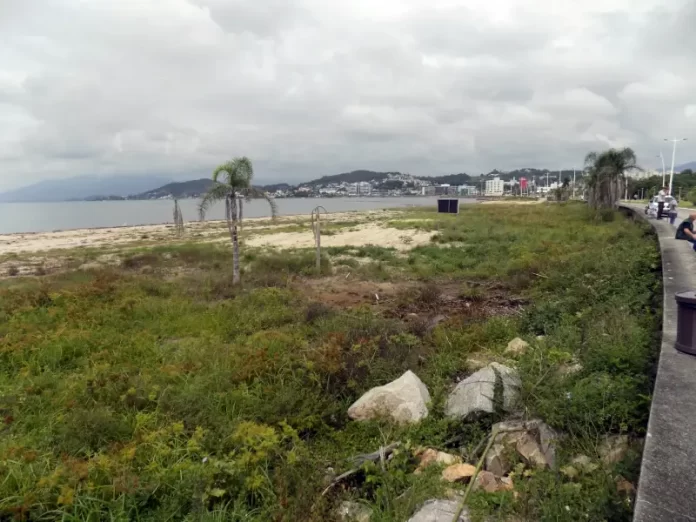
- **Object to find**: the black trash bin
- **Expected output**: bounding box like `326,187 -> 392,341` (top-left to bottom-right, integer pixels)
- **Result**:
675,291 -> 696,355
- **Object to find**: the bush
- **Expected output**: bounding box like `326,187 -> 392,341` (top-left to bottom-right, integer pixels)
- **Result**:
688,188 -> 696,206
251,250 -> 331,277
304,302 -> 333,323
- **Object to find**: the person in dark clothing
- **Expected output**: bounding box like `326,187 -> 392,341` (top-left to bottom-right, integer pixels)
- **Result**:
676,213 -> 696,251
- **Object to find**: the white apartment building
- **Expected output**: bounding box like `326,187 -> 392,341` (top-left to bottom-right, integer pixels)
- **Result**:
458,185 -> 478,196
485,177 -> 504,196
348,181 -> 371,196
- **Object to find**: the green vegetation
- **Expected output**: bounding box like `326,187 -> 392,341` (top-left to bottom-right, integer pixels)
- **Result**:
0,203 -> 660,521
687,188 -> 696,206
630,168 -> 696,200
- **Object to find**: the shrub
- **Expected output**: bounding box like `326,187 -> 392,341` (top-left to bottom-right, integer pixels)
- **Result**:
418,283 -> 441,305
251,251 -> 331,277
53,407 -> 133,456
121,253 -> 160,270
688,188 -> 696,206
305,302 -> 333,323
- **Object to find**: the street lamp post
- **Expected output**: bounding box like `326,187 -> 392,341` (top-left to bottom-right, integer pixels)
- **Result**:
665,138 -> 688,196
658,152 -> 666,188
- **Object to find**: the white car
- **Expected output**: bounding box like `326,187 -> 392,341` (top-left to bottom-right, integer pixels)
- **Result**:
645,196 -> 676,217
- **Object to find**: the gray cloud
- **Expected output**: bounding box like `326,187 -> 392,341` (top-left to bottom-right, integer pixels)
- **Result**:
0,0 -> 695,191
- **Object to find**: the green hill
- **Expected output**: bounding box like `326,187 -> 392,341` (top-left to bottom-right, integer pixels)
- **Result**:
304,170 -> 395,186
137,179 -> 213,199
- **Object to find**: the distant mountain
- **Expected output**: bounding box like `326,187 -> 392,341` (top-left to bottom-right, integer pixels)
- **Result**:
135,179 -> 293,199
304,170 -> 395,186
0,174 -> 172,203
677,161 -> 696,172
137,178 -> 213,199
427,173 -> 471,185
259,183 -> 292,192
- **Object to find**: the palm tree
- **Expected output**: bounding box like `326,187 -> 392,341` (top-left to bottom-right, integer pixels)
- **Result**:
198,157 -> 277,284
173,199 -> 185,237
584,148 -> 641,210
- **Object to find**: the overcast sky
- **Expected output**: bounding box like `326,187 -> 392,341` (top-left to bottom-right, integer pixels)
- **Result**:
1,0 -> 695,191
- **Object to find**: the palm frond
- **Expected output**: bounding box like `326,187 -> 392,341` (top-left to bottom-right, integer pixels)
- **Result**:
198,182 -> 230,220
246,187 -> 278,218
212,163 -> 234,184
584,152 -> 599,167
231,157 -> 254,186
213,157 -> 254,188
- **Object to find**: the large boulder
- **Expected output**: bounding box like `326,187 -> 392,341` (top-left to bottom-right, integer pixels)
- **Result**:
348,371 -> 430,424
445,363 -> 520,419
407,500 -> 470,522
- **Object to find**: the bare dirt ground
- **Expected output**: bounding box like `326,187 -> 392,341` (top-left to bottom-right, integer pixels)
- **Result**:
299,277 -> 526,320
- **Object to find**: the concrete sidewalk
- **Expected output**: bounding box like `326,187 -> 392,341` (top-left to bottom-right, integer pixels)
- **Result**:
625,205 -> 696,522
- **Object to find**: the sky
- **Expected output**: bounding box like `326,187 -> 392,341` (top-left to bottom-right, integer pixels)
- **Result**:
1,0 -> 695,191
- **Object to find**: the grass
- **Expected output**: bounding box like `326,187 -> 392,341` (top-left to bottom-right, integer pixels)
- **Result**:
0,203 -> 660,521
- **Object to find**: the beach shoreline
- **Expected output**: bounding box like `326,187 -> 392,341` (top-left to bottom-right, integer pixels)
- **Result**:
0,208 -> 427,257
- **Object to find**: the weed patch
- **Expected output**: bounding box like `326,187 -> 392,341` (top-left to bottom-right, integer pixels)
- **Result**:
0,203 -> 660,521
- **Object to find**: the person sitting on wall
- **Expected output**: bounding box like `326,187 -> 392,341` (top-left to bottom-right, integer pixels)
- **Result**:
675,213 -> 696,251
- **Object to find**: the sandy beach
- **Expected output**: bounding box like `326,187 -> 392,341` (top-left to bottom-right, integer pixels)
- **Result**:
0,210 -> 419,255
0,209 -> 438,278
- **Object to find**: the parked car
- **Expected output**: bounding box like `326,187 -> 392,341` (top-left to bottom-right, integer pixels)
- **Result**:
645,195 -> 677,217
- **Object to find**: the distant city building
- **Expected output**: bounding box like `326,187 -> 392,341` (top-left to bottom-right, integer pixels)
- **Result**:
434,184 -> 450,196
348,181 -> 371,196
485,177 -> 504,196
422,186 -> 437,196
458,185 -> 478,196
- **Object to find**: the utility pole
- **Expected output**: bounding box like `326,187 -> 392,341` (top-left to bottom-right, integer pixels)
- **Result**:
658,152 -> 666,188
572,168 -> 576,199
665,137 -> 688,196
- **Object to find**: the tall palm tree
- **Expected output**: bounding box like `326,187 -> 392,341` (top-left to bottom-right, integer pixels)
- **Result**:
584,148 -> 641,210
198,157 -> 277,284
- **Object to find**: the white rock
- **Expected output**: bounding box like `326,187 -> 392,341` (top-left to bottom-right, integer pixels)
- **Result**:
505,337 -> 529,356
348,370 -> 430,424
337,501 -> 372,522
445,363 -> 520,419
407,499 -> 470,522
